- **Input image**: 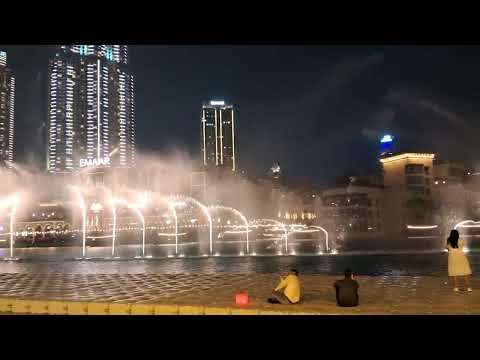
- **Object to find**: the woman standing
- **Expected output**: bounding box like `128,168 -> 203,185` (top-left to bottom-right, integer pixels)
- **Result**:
446,230 -> 472,292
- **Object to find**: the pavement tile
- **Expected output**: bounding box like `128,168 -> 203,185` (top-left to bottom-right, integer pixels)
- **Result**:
2,273 -> 480,315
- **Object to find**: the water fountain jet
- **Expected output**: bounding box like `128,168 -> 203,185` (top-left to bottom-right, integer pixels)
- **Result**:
169,195 -> 212,255
68,186 -> 87,258
210,205 -> 249,254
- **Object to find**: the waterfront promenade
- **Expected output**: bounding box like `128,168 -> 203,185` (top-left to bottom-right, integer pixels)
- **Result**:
0,273 -> 479,314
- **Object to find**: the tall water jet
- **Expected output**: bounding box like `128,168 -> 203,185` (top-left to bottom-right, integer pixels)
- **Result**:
8,196 -> 17,259
210,205 -> 249,254
69,186 -> 87,258
166,202 -> 179,255
170,195 -> 212,255
250,219 -> 288,254
130,205 -> 146,257
290,224 -> 329,253
111,198 -> 117,256
312,225 -> 329,252
100,186 -> 117,257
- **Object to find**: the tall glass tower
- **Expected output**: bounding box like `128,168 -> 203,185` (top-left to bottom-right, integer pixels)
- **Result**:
47,45 -> 135,173
0,51 -> 15,169
201,100 -> 236,171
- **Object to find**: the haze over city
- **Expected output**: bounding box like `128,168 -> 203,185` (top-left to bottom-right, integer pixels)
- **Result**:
1,41 -> 480,318
3,45 -> 480,184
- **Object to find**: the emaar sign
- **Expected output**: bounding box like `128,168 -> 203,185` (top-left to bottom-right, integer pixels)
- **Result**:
79,157 -> 111,168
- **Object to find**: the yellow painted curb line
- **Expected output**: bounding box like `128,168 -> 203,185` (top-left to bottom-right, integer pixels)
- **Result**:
0,298 -> 320,315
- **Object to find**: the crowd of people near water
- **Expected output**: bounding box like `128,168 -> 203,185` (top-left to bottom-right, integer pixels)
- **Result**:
266,229 -> 473,307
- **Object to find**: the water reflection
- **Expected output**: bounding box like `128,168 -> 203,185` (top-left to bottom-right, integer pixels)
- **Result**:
0,245 -> 475,276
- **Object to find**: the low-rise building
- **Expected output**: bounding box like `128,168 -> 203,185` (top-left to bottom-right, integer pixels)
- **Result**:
321,182 -> 384,234
380,152 -> 435,233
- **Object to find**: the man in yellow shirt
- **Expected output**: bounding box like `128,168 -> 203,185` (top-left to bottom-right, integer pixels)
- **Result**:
268,269 -> 301,304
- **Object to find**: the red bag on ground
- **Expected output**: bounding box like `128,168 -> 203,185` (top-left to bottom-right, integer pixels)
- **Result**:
235,293 -> 249,306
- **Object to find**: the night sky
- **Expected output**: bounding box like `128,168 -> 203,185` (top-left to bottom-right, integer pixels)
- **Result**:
3,45 -> 480,185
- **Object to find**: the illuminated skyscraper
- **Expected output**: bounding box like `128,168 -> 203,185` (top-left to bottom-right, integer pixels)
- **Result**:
47,45 -> 135,173
0,51 -> 15,169
200,100 -> 236,171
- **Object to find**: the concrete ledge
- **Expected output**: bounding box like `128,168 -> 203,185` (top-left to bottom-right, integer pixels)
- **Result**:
0,299 -> 12,313
109,303 -> 131,315
30,300 -> 49,315
154,304 -> 179,315
204,307 -> 232,315
48,301 -> 68,315
0,297 -> 326,315
12,299 -> 31,314
67,301 -> 88,315
259,309 -> 290,315
131,304 -> 155,315
178,305 -> 205,315
87,302 -> 110,315
231,308 -> 260,315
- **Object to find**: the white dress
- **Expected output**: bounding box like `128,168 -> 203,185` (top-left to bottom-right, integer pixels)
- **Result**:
448,239 -> 472,277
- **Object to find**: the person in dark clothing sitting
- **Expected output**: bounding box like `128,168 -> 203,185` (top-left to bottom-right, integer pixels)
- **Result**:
334,269 -> 359,307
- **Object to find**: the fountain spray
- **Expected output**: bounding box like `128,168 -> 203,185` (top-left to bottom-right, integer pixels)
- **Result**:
170,195 -> 212,255
69,186 -> 87,258
167,202 -> 179,255
9,196 -> 17,259
210,205 -> 249,254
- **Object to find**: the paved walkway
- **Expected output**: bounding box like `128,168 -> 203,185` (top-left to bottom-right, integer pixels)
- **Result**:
0,273 -> 479,314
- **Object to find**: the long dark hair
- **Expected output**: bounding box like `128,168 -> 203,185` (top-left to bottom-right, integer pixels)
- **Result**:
447,230 -> 459,248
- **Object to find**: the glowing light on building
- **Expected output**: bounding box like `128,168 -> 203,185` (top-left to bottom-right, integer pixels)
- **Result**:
380,134 -> 394,143
380,153 -> 435,164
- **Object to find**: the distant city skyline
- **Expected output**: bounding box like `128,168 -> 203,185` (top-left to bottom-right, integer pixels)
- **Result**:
3,45 -> 480,184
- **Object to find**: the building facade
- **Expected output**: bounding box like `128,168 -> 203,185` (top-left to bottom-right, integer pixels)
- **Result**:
380,153 -> 435,233
47,45 -> 135,174
321,183 -> 384,234
201,100 -> 235,171
0,51 -> 15,169
431,161 -> 470,234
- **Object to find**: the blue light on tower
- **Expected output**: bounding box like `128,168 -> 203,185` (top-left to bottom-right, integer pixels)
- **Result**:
106,46 -> 113,61
79,45 -> 88,56
380,134 -> 394,155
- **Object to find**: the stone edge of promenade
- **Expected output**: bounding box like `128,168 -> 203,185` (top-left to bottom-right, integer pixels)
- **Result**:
0,297 -> 350,315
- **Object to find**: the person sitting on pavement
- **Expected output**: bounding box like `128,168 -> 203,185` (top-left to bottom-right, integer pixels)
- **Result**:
267,269 -> 301,304
334,269 -> 359,307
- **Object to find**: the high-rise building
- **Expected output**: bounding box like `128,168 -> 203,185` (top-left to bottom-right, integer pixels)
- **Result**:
47,45 -> 135,173
0,51 -> 15,169
200,100 -> 236,171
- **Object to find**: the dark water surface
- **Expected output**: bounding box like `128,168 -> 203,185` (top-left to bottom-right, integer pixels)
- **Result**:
0,246 -> 477,276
